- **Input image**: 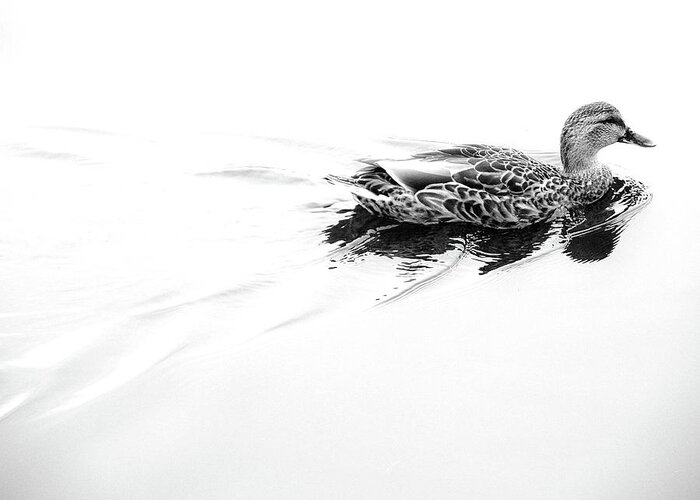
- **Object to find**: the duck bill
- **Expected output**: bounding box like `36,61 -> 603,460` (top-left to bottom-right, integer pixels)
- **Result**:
619,128 -> 655,147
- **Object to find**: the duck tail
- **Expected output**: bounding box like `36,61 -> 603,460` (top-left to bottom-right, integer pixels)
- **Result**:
324,174 -> 381,201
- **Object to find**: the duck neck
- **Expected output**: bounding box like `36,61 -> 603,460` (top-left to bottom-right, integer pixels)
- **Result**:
560,144 -> 613,204
562,152 -> 600,176
560,137 -> 602,176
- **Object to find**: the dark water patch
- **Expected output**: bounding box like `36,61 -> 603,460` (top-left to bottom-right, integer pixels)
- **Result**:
323,207 -> 558,276
565,225 -> 623,263
468,221 -> 561,274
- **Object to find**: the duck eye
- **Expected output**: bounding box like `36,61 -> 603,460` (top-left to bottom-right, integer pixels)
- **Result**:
598,116 -> 624,128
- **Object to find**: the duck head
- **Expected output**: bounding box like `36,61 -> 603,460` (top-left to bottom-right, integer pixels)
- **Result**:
560,102 -> 654,173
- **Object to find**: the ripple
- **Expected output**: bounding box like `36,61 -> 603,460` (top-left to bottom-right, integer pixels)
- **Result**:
0,392 -> 32,422
7,143 -> 97,165
197,165 -> 314,185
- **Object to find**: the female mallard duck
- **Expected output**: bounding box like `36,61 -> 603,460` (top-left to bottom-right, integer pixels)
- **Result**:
326,102 -> 654,228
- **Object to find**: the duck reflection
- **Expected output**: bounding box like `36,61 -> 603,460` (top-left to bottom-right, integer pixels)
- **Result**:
563,177 -> 651,263
323,177 -> 650,278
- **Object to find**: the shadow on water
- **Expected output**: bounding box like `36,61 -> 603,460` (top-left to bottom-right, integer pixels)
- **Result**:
323,177 -> 651,286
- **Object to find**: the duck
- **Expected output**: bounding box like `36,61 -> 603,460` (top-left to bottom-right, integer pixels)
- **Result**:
325,102 -> 654,229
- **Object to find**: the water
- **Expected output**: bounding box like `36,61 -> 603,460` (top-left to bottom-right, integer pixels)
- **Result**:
1,122 -> 699,499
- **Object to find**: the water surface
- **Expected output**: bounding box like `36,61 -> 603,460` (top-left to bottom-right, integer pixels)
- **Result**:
1,127 -> 699,499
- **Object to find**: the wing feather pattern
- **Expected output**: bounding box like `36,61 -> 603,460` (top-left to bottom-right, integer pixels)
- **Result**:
408,145 -> 566,226
330,145 -> 570,227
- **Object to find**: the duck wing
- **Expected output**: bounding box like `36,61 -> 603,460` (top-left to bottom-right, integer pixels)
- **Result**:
377,144 -> 558,196
372,159 -> 453,192
375,145 -> 564,226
